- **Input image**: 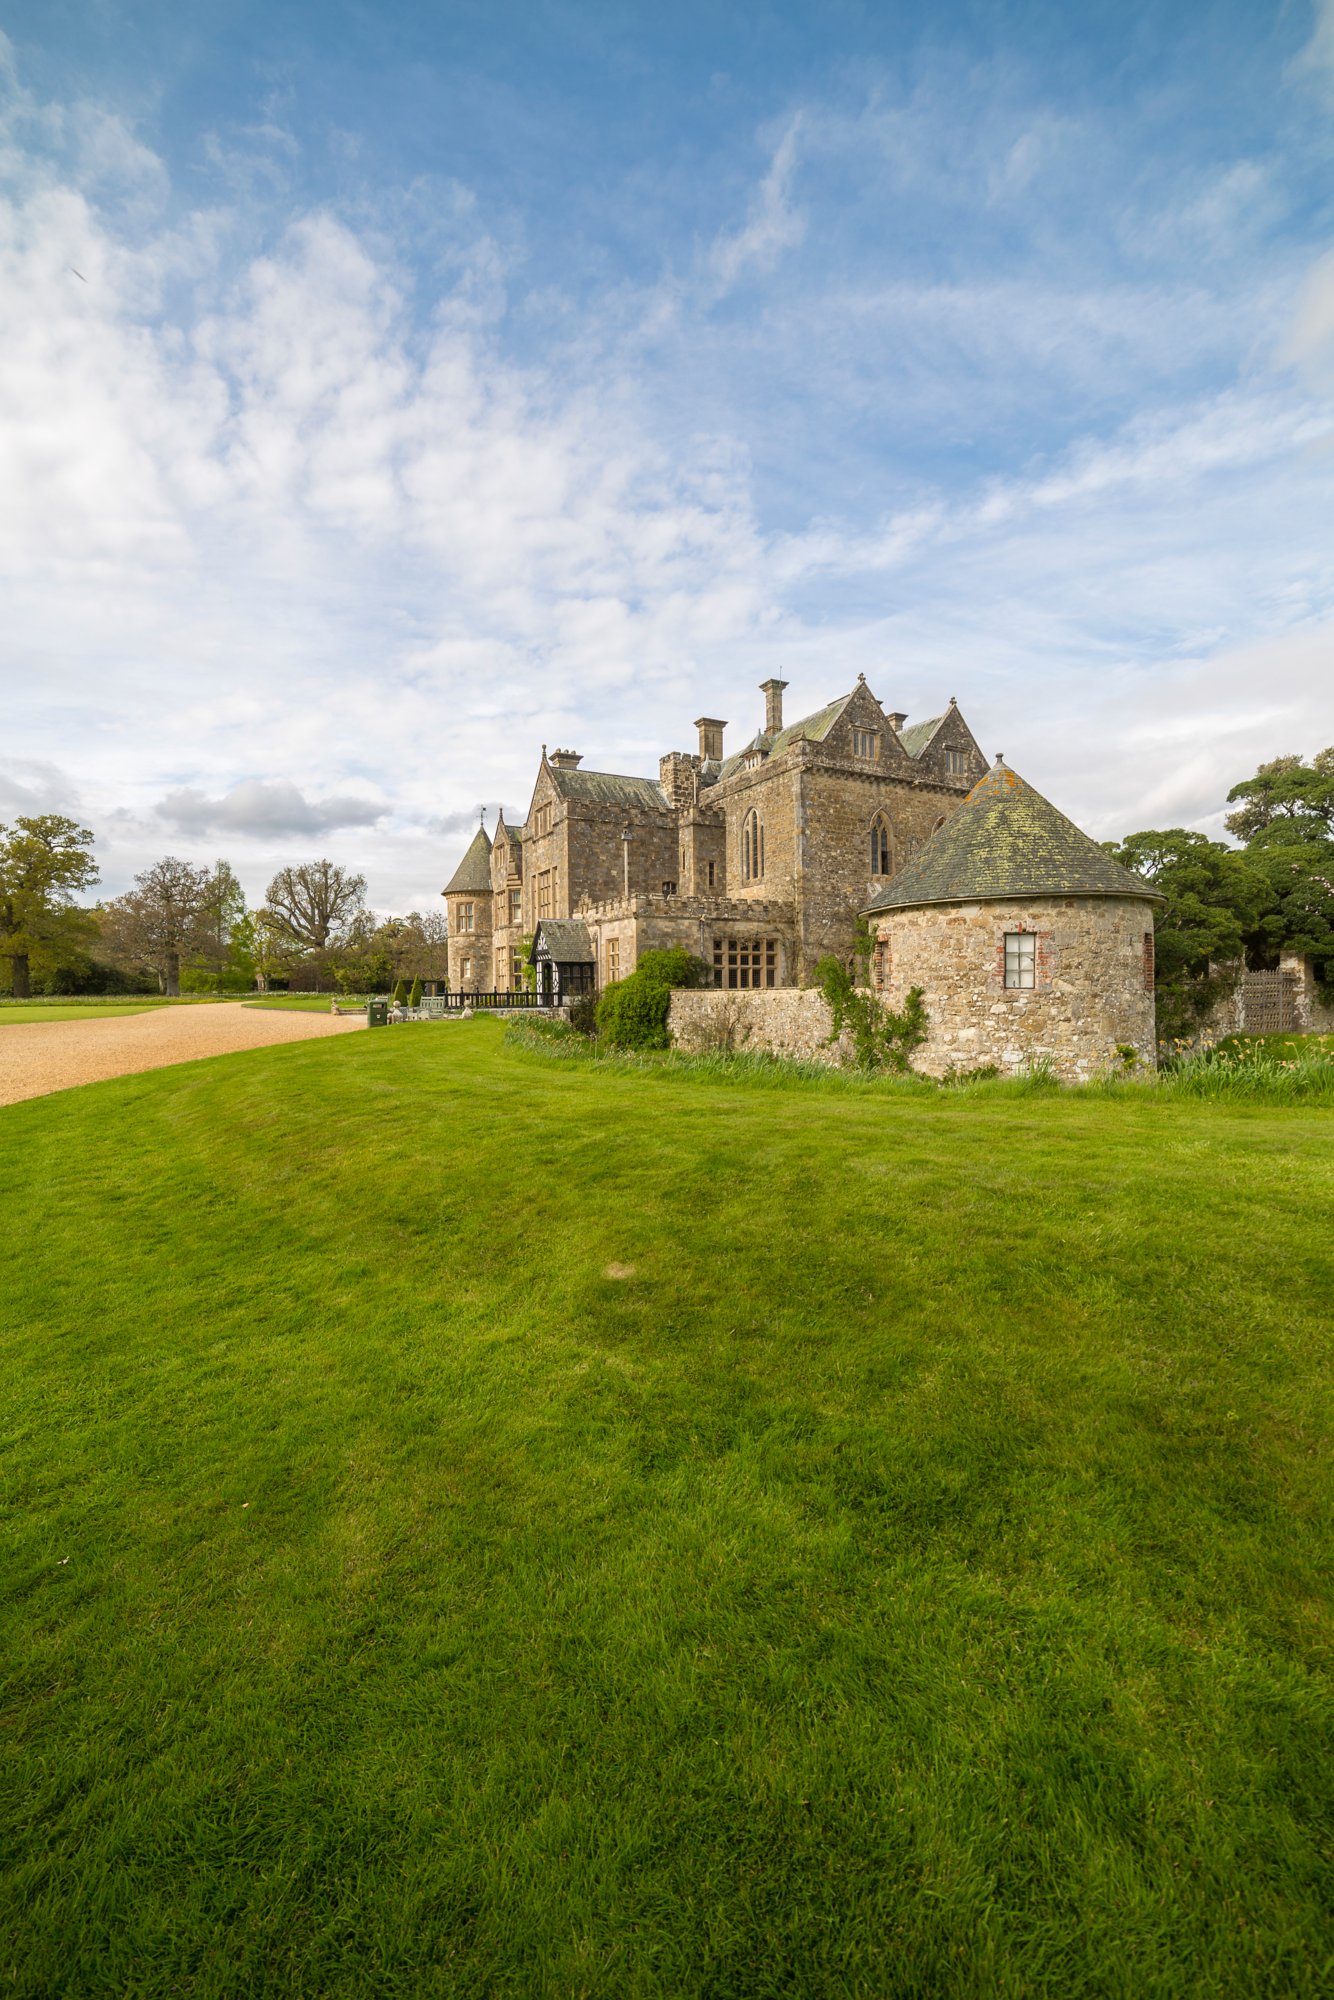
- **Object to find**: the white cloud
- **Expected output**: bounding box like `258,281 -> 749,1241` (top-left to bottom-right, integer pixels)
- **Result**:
156,779 -> 386,837
1282,250 -> 1334,389
1290,0 -> 1334,96
1,45 -> 1331,913
708,117 -> 806,292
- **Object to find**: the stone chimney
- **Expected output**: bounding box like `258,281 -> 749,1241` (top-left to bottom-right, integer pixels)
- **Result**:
659,752 -> 699,809
548,749 -> 582,770
695,717 -> 727,761
760,678 -> 788,735
886,711 -> 907,732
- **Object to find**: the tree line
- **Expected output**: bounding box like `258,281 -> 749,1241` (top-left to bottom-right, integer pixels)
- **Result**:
0,833 -> 448,998
2,743 -> 1330,1010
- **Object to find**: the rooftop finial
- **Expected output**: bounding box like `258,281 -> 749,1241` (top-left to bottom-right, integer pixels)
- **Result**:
949,694 -> 957,707
480,806 -> 487,827
994,752 -> 1005,766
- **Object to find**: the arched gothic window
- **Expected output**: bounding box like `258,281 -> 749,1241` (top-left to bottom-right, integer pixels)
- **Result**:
869,816 -> 891,876
742,810 -> 764,883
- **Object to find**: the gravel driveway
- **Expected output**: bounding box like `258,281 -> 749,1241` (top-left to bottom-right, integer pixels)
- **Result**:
0,1003 -> 365,1107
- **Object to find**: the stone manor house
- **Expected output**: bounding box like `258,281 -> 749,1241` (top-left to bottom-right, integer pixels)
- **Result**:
442,677 -> 990,1000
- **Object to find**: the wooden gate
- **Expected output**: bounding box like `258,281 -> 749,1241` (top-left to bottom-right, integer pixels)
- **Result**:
1240,968 -> 1297,1034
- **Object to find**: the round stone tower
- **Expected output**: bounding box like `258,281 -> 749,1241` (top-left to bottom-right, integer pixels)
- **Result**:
861,757 -> 1163,1080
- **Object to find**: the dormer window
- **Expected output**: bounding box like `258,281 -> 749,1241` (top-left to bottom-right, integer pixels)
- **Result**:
852,728 -> 881,760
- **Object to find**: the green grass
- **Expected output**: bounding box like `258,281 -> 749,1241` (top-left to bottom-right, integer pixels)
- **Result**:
0,1001 -> 162,1024
1215,1031 -> 1334,1060
244,994 -> 347,1012
2,1019 -> 1331,1998
0,996 -> 242,1020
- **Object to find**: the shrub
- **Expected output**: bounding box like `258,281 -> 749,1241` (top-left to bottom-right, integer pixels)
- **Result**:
632,948 -> 712,990
567,992 -> 599,1038
408,977 -> 423,1009
596,975 -> 673,1051
392,978 -> 408,1005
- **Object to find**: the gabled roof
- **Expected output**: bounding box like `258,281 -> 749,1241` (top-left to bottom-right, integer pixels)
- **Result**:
717,693 -> 855,780
443,825 -> 493,895
530,918 -> 595,963
898,713 -> 947,759
862,760 -> 1163,913
547,765 -> 667,812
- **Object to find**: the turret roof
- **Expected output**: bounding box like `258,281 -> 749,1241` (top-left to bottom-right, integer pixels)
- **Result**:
862,760 -> 1162,913
443,824 -> 494,895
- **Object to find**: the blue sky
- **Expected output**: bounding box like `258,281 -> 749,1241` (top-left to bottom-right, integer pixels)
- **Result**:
2,0 -> 1332,908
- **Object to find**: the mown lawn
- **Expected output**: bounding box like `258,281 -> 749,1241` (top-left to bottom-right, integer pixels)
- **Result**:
0,1002 -> 161,1024
2,1019 -> 1331,1998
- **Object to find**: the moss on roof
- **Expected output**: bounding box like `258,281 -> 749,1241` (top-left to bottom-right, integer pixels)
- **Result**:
862,761 -> 1162,913
897,714 -> 946,759
716,695 -> 853,779
548,766 -> 667,811
442,825 -> 493,895
531,919 -> 595,962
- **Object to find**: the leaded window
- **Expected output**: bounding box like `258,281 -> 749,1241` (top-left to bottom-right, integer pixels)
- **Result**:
1003,932 -> 1035,989
742,810 -> 764,883
870,817 -> 891,876
712,937 -> 777,988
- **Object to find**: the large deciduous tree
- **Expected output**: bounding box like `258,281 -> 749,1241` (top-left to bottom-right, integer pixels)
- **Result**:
0,816 -> 99,998
1106,829 -> 1274,1038
264,861 -> 367,985
1225,750 -> 1334,978
100,858 -> 231,997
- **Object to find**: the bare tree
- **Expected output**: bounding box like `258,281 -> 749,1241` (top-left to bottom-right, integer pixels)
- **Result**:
100,858 -> 229,997
265,860 -> 367,954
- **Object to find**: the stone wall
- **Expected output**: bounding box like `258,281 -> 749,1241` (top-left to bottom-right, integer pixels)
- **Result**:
871,893 -> 1157,1079
668,986 -> 853,1064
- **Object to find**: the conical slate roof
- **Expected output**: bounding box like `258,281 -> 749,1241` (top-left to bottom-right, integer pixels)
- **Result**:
863,759 -> 1161,914
443,824 -> 493,895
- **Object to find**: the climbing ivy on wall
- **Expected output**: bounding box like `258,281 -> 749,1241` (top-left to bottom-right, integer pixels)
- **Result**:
813,956 -> 928,1072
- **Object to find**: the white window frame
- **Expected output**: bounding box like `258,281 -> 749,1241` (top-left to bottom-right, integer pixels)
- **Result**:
1003,931 -> 1035,990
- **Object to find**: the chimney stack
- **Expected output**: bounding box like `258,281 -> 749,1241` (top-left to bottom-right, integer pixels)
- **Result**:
548,749 -> 582,770
886,711 -> 907,732
760,678 -> 788,735
695,717 -> 727,762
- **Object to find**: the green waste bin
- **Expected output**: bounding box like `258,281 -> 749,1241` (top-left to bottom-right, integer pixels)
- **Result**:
367,999 -> 389,1028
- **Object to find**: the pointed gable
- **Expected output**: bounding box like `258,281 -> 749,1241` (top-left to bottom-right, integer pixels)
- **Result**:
862,760 -> 1162,913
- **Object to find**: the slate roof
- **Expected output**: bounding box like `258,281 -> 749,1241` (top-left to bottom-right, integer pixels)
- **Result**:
716,694 -> 855,780
548,765 -> 667,812
443,825 -> 493,895
897,714 -> 946,758
862,760 -> 1163,913
530,919 -> 595,963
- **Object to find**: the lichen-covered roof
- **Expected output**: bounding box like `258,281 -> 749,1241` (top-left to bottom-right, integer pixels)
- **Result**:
443,825 -> 493,895
531,918 -> 595,963
862,761 -> 1162,913
548,766 -> 667,812
716,694 -> 854,780
897,713 -> 946,759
